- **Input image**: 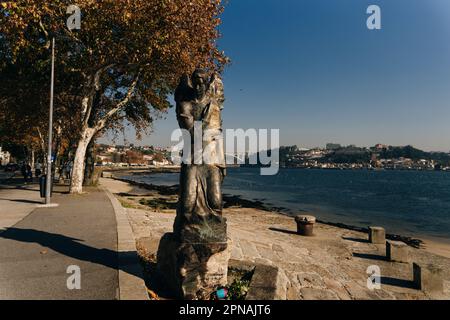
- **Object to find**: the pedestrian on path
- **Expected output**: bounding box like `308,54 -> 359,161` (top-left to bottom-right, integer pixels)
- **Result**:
35,163 -> 42,177
20,163 -> 28,182
26,164 -> 33,182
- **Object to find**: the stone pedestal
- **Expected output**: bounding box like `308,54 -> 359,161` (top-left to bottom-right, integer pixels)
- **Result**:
157,233 -> 231,300
368,226 -> 385,244
386,240 -> 410,263
413,263 -> 444,295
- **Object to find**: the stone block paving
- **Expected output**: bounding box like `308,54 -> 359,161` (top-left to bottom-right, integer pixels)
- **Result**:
107,179 -> 450,300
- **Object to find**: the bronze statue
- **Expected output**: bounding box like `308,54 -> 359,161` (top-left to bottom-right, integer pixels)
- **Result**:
174,69 -> 227,244
157,69 -> 230,300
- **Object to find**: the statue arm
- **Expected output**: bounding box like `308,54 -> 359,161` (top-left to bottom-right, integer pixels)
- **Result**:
175,74 -> 195,131
176,101 -> 194,131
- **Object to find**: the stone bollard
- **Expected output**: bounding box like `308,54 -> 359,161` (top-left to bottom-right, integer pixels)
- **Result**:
368,226 -> 385,244
386,240 -> 410,263
413,263 -> 444,295
413,263 -> 445,294
295,215 -> 316,236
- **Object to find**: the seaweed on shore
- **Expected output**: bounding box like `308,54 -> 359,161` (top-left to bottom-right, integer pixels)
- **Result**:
139,198 -> 178,211
116,177 -> 286,212
223,194 -> 268,210
113,176 -> 424,249
115,177 -> 179,195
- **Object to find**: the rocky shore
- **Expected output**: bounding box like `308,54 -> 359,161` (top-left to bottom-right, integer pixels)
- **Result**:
100,176 -> 450,300
111,173 -> 425,249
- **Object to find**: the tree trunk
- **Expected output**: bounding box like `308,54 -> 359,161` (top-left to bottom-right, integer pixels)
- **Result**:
70,128 -> 96,194
83,138 -> 96,186
30,149 -> 35,170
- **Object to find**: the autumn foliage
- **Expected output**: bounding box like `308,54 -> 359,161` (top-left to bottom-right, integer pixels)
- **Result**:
0,0 -> 228,192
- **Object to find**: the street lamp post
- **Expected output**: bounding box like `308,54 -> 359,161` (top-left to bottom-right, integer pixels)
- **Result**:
41,7 -> 80,205
45,37 -> 55,205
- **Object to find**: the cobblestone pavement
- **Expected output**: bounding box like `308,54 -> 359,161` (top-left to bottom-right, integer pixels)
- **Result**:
103,178 -> 450,300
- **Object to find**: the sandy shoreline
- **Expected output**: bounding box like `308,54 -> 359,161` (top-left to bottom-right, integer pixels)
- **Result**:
416,237 -> 450,259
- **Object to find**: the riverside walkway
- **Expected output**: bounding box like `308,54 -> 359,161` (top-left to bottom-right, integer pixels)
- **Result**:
0,178 -> 120,299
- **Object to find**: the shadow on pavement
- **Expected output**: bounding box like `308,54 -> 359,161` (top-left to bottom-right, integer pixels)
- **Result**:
352,252 -> 387,261
269,227 -> 298,236
12,185 -> 69,194
0,198 -> 43,204
381,276 -> 416,289
342,236 -> 369,244
0,227 -> 143,280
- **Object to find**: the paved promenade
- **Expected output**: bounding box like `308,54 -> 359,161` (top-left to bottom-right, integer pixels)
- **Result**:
0,180 -> 120,299
0,174 -> 42,232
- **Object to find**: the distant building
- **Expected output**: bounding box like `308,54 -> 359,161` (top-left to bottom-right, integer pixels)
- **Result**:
143,155 -> 155,165
96,154 -> 113,166
106,146 -> 117,153
152,158 -> 171,167
304,148 -> 326,159
374,144 -> 388,150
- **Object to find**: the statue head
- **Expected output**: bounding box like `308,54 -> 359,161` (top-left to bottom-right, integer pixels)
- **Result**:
192,68 -> 209,99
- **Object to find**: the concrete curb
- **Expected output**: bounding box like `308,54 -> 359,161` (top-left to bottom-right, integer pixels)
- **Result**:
103,188 -> 148,300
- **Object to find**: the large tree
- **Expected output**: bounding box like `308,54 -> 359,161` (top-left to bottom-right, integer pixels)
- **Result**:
1,0 -> 227,193
0,44 -> 82,170
0,60 -> 49,163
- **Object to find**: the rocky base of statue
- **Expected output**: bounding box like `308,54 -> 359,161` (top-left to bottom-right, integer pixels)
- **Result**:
174,210 -> 228,244
156,233 -> 231,300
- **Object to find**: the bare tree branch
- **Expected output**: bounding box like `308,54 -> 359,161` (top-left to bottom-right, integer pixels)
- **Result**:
94,69 -> 142,132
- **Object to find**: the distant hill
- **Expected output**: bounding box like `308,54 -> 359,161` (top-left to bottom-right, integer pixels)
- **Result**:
376,145 -> 450,162
323,146 -> 370,164
324,145 -> 450,164
278,145 -> 450,166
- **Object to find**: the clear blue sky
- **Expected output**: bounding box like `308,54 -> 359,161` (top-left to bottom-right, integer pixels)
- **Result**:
100,0 -> 450,152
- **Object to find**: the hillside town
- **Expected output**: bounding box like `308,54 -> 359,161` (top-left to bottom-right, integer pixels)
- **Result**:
95,144 -> 174,168
279,143 -> 450,171
3,143 -> 450,172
